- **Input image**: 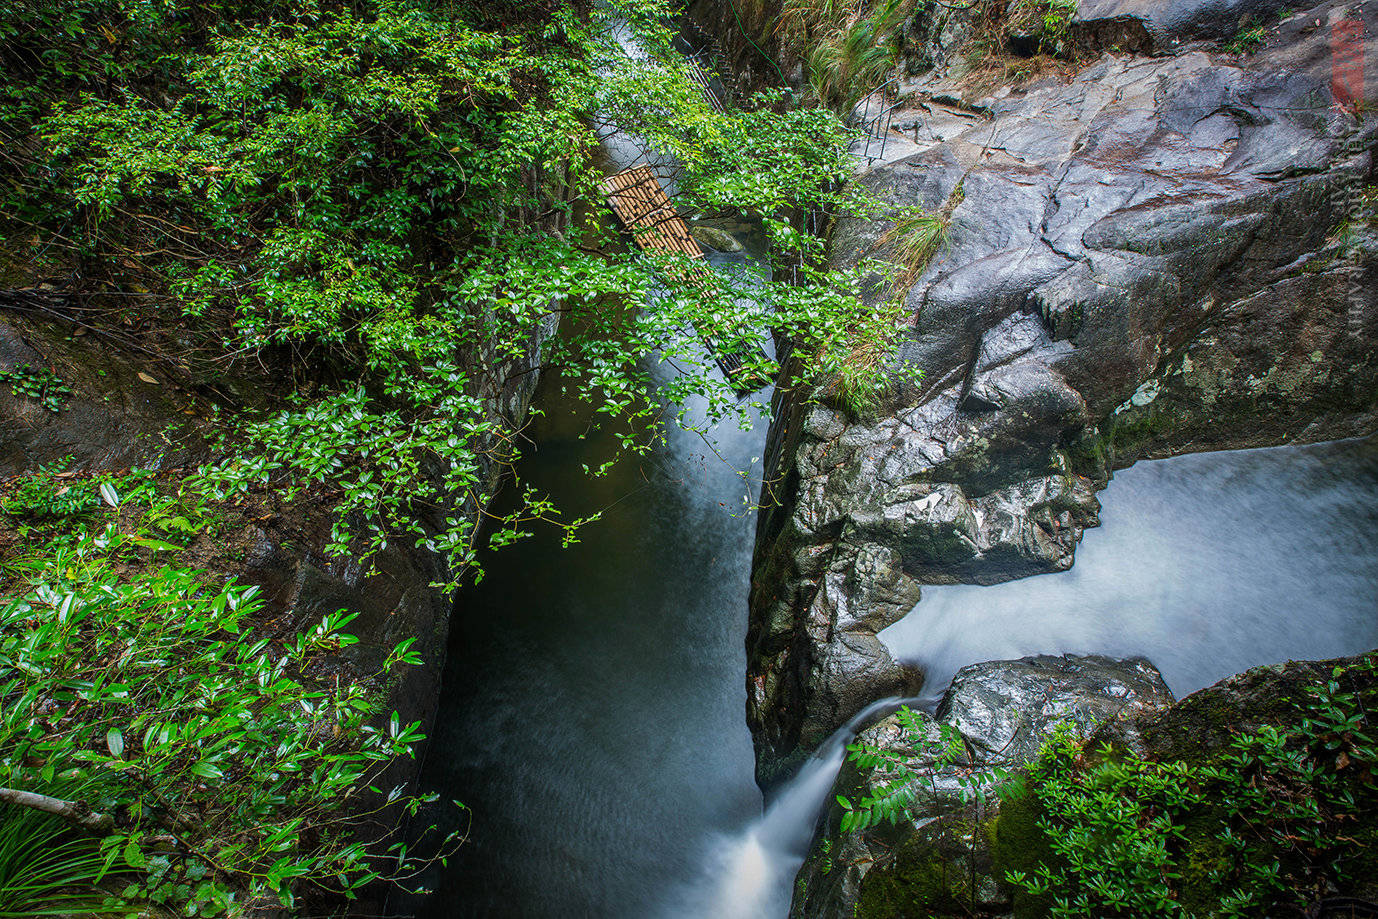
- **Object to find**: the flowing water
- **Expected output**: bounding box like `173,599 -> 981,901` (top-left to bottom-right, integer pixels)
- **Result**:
411,25 -> 1378,916
413,426 -> 1377,918
412,244 -> 779,918
881,437 -> 1378,702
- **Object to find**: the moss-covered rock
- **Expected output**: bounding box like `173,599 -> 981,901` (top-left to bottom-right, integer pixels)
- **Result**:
987,789 -> 1056,919
855,817 -> 979,918
790,654 -> 1173,919
794,651 -> 1378,918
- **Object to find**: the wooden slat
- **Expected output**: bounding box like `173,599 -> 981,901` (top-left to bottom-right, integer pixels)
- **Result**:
599,164 -> 770,395
598,165 -> 703,261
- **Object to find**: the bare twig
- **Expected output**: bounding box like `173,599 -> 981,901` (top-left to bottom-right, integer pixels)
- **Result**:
0,785 -> 115,834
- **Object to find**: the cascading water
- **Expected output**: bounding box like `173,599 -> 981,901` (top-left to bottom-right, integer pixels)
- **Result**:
409,22 -> 812,916
666,697 -> 905,919
410,15 -> 1378,918
881,437 -> 1378,701
411,234 -> 786,917
682,437 -> 1378,919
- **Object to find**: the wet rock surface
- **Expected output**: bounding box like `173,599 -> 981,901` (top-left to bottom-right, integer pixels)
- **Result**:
789,654 -> 1174,919
0,293 -> 211,475
795,652 -> 1378,918
1071,0 -> 1299,53
689,223 -> 746,252
748,0 -> 1378,786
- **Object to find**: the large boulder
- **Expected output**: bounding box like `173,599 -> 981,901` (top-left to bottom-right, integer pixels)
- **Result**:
748,0 -> 1378,786
1071,0 -> 1301,54
794,651 -> 1378,918
789,654 -> 1174,918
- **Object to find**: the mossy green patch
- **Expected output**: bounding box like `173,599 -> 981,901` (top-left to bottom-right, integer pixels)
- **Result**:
855,828 -> 973,919
988,791 -> 1057,919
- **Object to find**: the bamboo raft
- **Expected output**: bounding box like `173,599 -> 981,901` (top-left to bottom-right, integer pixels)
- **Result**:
599,164 -> 769,395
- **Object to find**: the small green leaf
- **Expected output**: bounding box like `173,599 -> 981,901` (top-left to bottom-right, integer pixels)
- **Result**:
131,536 -> 184,552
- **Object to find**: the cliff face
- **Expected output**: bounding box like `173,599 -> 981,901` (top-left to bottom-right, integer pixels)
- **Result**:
0,284 -> 553,786
747,0 -> 1378,787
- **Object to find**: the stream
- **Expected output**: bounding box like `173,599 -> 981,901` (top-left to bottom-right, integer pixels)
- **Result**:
881,436 -> 1378,703
412,28 -> 1377,916
415,417 -> 1377,918
413,243 -> 778,918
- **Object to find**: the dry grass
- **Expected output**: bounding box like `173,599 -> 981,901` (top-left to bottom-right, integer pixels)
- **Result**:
775,0 -> 914,112
874,208 -> 945,291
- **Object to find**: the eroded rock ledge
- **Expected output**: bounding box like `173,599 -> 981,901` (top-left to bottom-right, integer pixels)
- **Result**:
790,654 -> 1175,918
748,0 -> 1378,787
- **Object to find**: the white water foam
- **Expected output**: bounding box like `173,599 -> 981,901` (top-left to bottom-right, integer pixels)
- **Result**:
666,698 -> 905,919
882,438 -> 1378,701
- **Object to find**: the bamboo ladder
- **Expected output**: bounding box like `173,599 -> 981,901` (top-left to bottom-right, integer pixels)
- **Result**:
598,164 -> 768,394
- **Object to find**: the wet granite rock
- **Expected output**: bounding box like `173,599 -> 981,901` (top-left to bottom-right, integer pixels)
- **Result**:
1071,0 -> 1300,54
748,0 -> 1378,787
689,223 -> 746,252
0,295 -> 211,475
789,654 -> 1174,919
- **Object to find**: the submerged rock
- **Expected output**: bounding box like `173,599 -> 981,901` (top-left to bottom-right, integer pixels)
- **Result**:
689,224 -> 746,252
790,654 -> 1174,918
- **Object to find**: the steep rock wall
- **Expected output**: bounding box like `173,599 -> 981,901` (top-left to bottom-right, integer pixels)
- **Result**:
748,0 -> 1378,786
0,285 -> 554,788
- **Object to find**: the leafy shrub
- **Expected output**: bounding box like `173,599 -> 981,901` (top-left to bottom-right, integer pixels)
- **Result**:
0,0 -> 896,583
0,527 -> 457,913
1,460 -> 104,521
1009,656 -> 1378,917
1224,19 -> 1268,54
838,707 -> 1013,832
840,657 -> 1378,917
0,364 -> 71,412
1009,731 -> 1200,916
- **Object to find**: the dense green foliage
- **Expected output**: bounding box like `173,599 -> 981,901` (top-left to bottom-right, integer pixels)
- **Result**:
0,0 -> 890,587
1010,657 -> 1378,917
0,470 -> 453,913
0,0 -> 915,912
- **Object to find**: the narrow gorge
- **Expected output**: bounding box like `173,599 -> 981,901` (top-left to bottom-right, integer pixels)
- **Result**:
0,0 -> 1374,916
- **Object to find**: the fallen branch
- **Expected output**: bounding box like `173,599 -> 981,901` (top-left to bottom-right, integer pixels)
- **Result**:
0,785 -> 115,834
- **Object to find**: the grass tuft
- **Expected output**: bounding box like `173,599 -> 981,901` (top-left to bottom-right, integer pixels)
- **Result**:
0,779 -> 125,918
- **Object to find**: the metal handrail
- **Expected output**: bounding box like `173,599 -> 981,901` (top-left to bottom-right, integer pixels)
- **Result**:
857,77 -> 902,165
